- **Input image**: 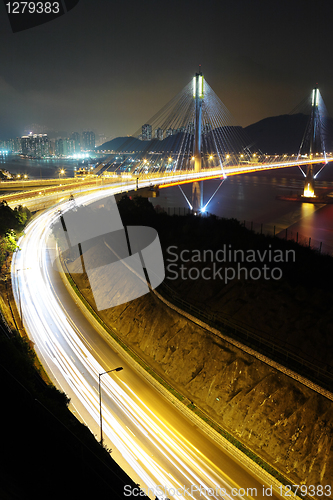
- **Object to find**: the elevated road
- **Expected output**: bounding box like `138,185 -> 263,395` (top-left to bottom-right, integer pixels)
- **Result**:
11,181 -> 288,500
3,154 -> 331,211
156,156 -> 333,189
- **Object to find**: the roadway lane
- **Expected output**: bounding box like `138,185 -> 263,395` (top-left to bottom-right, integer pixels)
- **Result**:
12,185 -> 282,500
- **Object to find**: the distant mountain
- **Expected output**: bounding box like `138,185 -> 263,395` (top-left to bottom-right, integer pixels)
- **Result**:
244,113 -> 333,154
97,136 -> 139,151
97,134 -> 193,153
244,114 -> 309,154
98,126 -> 247,155
98,114 -> 333,156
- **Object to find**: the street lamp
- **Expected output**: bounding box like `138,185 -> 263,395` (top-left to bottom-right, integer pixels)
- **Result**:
99,367 -> 123,446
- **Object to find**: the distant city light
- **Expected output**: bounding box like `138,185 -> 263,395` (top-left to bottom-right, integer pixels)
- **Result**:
72,153 -> 89,159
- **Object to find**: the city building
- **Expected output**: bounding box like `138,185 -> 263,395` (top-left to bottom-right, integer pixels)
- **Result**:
21,134 -> 50,157
188,122 -> 195,135
141,124 -> 152,141
82,131 -> 95,151
14,137 -> 21,152
202,123 -> 212,134
96,134 -> 108,147
64,138 -> 75,156
70,132 -> 81,153
55,138 -> 64,156
54,138 -> 75,156
0,138 -> 21,153
154,127 -> 163,140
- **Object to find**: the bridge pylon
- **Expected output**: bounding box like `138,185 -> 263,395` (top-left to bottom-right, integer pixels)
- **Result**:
192,70 -> 204,212
303,87 -> 320,197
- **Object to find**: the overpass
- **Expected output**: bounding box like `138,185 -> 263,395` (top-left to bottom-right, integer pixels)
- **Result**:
3,152 -> 331,212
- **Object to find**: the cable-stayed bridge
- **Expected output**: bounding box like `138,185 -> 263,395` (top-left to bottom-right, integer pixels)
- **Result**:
97,71 -> 332,213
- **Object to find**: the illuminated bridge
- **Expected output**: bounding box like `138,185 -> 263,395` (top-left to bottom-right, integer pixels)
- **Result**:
10,73 -> 333,496
96,71 -> 332,213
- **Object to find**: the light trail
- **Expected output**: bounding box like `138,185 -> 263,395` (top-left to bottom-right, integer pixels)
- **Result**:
6,156 -> 331,212
157,156 -> 332,189
12,183 -> 280,500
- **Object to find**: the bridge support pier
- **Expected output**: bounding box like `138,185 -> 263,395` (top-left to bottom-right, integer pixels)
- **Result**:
303,164 -> 315,197
192,70 -> 204,213
303,87 -> 319,198
192,181 -> 203,212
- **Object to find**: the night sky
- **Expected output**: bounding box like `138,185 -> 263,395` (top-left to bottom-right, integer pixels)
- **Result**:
1,0 -> 333,140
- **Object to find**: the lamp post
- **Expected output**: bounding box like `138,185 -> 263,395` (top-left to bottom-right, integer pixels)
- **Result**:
99,366 -> 123,446
21,174 -> 28,191
57,169 -> 65,202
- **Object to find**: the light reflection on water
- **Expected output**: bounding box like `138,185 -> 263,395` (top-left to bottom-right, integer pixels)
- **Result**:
154,172 -> 333,254
301,203 -> 317,219
0,154 -> 77,179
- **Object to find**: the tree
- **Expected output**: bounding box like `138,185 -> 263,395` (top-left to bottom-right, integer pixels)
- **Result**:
0,202 -> 31,236
13,205 -> 30,226
0,230 -> 18,268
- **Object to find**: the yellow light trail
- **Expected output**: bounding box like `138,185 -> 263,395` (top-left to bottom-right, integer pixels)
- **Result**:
12,183 -> 283,500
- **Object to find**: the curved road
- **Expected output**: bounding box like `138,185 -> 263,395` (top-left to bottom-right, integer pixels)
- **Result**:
12,184 -> 282,500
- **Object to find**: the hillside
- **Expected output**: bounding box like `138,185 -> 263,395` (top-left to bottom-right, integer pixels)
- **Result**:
98,113 -> 333,155
61,197 -> 333,492
244,114 -> 309,154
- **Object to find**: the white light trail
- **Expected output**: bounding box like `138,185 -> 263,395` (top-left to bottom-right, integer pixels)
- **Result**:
12,184 -> 258,500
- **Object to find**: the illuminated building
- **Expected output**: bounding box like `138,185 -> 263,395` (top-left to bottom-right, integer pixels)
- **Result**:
141,124 -> 152,141
82,131 -> 95,151
21,133 -> 49,157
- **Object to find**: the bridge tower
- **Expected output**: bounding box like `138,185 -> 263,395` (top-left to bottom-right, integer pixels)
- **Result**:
192,70 -> 204,212
303,86 -> 320,197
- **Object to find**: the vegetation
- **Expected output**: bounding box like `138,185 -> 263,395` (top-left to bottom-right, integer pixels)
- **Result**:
0,201 -> 31,235
0,201 -> 32,267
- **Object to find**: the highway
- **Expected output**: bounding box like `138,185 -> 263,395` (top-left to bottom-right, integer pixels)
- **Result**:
12,183 -> 283,500
4,154 -> 332,211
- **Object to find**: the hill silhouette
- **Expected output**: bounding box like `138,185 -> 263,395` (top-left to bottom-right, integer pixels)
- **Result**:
98,114 -> 333,156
